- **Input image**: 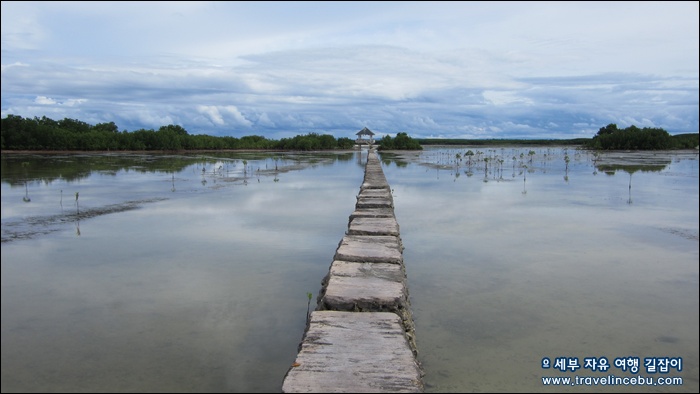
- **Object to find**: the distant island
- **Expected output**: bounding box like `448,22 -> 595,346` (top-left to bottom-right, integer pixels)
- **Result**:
1,115 -> 697,152
418,124 -> 698,150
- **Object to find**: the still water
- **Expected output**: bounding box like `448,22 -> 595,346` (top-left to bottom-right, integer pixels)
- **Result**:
1,147 -> 698,393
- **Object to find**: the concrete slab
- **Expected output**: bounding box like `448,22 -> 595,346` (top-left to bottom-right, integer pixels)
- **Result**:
358,188 -> 392,199
361,181 -> 389,190
348,207 -> 395,220
361,163 -> 389,188
355,196 -> 393,209
282,148 -> 422,393
281,311 -> 423,393
348,217 -> 400,236
319,261 -> 407,312
334,235 -> 403,264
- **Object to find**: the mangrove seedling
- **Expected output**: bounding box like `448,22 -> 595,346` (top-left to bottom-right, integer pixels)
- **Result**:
306,292 -> 313,324
465,150 -> 474,167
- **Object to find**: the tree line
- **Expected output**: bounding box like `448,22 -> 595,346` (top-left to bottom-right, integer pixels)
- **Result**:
417,126 -> 697,150
376,132 -> 423,150
0,115 -> 358,151
2,114 -> 696,152
585,123 -> 697,150
417,137 -> 590,146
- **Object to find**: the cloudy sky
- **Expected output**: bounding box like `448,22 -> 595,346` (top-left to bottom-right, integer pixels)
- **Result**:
1,1 -> 698,140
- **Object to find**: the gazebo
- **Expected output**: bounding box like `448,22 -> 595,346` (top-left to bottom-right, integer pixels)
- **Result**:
355,127 -> 375,145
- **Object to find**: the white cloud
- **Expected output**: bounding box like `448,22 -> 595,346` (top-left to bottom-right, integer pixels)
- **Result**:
34,96 -> 56,105
197,105 -> 253,128
32,94 -> 86,106
222,105 -> 253,127
197,105 -> 225,126
1,1 -> 697,139
482,91 -> 534,106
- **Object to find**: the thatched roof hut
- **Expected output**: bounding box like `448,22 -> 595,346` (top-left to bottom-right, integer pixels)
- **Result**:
356,127 -> 375,137
355,127 -> 375,145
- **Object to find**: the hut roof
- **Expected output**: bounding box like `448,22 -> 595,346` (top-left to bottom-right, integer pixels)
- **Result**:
356,127 -> 375,136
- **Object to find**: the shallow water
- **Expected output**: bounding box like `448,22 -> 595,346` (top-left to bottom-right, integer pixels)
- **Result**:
385,147 -> 699,393
1,147 -> 698,392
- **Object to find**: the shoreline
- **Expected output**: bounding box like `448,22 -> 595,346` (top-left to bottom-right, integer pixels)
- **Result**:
0,149 -> 355,155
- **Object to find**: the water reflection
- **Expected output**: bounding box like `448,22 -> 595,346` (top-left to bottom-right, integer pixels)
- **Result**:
1,151 -> 357,187
595,161 -> 670,205
1,152 -> 362,243
1,148 -> 698,393
2,150 -> 366,392
22,181 -> 31,202
383,147 -> 698,393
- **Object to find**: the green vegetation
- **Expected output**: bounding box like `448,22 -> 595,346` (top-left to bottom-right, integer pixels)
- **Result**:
278,133 -> 355,150
306,292 -> 314,324
671,133 -> 700,149
376,132 -> 423,150
3,114 -> 697,152
417,128 -> 698,150
585,124 -> 698,150
416,138 -> 591,146
0,115 -> 356,151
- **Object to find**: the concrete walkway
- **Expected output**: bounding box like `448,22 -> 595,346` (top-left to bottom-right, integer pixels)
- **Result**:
282,150 -> 423,393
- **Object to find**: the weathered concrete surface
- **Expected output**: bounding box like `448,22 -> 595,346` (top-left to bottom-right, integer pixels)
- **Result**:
282,149 -> 423,393
334,235 -> 403,264
360,180 -> 388,189
355,198 -> 393,209
316,261 -> 417,351
347,217 -> 400,236
348,207 -> 395,220
361,158 -> 390,188
357,188 -> 392,199
319,261 -> 407,311
281,311 -> 423,393
361,171 -> 390,189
